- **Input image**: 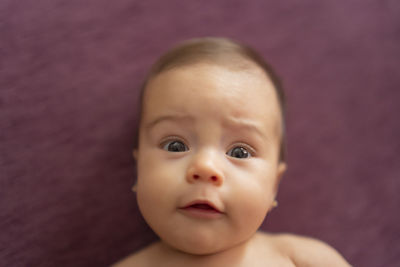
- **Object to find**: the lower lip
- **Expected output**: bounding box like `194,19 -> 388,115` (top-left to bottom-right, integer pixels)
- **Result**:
179,207 -> 223,219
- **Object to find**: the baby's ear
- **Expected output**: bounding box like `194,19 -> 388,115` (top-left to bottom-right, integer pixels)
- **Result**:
277,162 -> 287,182
131,183 -> 137,193
132,149 -> 138,161
132,150 -> 139,193
273,162 -> 287,195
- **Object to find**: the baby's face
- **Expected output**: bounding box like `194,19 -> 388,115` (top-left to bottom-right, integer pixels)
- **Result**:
135,63 -> 286,254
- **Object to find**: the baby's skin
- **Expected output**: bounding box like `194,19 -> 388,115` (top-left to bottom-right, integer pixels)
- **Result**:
115,63 -> 351,266
114,231 -> 350,267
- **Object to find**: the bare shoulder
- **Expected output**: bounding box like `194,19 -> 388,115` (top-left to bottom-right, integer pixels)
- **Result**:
112,242 -> 160,267
264,232 -> 352,267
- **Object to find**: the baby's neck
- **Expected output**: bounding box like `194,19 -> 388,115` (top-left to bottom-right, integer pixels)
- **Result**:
153,233 -> 260,267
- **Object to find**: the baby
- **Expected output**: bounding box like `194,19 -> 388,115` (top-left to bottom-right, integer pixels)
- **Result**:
114,37 -> 351,267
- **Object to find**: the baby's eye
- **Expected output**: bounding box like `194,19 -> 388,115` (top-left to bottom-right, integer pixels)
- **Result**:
161,140 -> 189,152
226,146 -> 251,159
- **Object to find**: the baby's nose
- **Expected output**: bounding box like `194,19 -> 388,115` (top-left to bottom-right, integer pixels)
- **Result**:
186,151 -> 224,186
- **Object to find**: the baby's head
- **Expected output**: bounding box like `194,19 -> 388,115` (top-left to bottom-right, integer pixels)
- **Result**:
133,37 -> 287,255
135,37 -> 286,162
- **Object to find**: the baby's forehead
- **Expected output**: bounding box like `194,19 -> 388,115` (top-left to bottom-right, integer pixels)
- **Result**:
160,59 -> 267,79
145,63 -> 275,103
147,61 -> 273,94
143,63 -> 282,136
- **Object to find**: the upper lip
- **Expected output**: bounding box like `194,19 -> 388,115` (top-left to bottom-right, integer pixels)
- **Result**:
180,200 -> 223,213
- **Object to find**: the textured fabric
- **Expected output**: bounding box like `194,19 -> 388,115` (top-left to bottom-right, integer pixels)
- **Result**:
1,1 -> 399,266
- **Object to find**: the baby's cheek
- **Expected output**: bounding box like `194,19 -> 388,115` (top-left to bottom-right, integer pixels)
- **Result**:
136,168 -> 172,226
137,156 -> 185,200
137,169 -> 170,199
230,184 -> 271,230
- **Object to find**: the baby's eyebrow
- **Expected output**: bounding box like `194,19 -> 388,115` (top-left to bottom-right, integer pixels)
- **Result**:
145,114 -> 194,131
223,117 -> 268,140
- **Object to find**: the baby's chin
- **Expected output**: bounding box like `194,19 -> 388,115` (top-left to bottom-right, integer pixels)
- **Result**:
166,242 -> 228,256
161,232 -> 249,256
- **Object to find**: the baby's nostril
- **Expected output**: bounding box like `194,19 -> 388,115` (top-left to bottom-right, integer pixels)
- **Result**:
193,174 -> 199,179
211,176 -> 217,181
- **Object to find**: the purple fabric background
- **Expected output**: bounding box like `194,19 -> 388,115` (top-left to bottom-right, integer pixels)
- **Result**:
1,0 -> 399,266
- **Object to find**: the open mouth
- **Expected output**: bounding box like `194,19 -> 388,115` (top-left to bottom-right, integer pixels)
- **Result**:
186,203 -> 220,212
180,201 -> 223,216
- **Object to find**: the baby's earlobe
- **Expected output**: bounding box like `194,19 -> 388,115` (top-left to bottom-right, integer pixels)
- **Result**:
272,162 -> 287,196
132,150 -> 138,160
277,162 -> 287,180
132,184 -> 137,193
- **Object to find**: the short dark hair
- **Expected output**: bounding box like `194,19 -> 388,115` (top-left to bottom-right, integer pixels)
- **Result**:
134,37 -> 287,163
